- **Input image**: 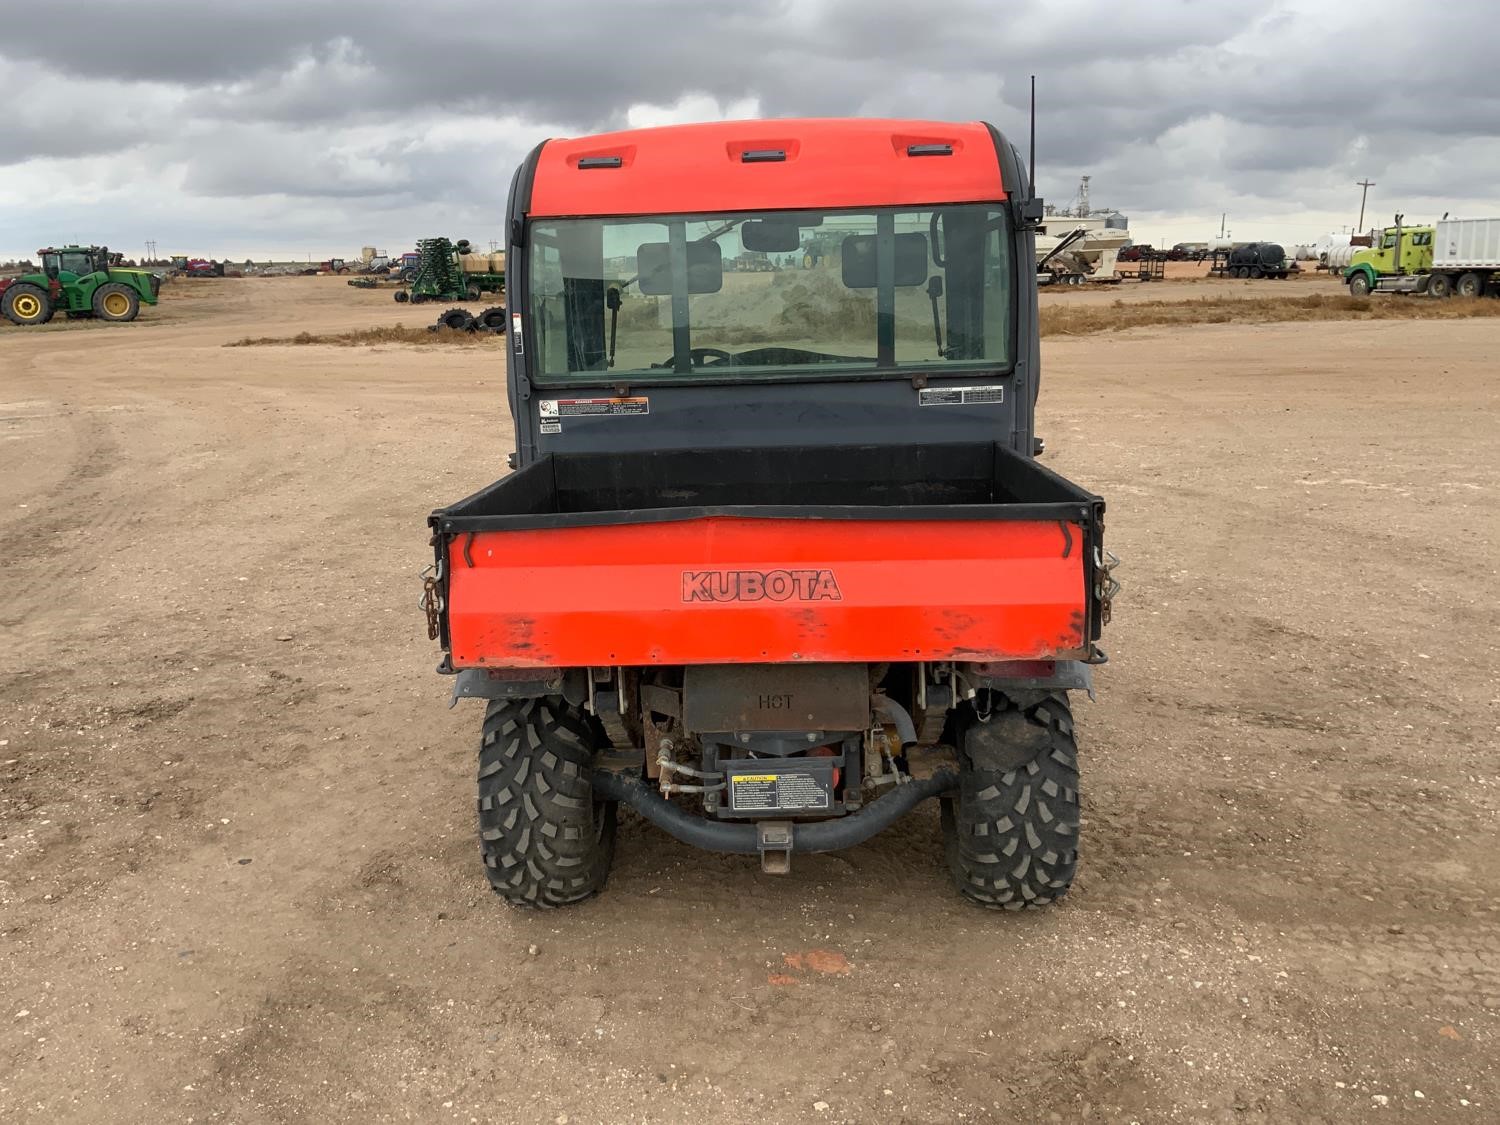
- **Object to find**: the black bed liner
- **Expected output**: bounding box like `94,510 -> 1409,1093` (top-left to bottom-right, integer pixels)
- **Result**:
431,441 -> 1102,533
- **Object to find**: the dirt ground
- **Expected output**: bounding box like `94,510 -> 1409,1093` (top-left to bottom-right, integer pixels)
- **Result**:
2,275 -> 1497,1124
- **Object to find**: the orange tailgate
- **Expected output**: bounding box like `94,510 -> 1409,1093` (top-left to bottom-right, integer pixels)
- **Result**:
445,516 -> 1087,668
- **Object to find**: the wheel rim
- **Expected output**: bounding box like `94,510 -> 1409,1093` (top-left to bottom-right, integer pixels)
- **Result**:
13,294 -> 40,318
103,292 -> 129,316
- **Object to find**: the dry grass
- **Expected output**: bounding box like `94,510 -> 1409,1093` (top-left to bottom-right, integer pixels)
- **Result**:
224,293 -> 1500,349
1040,293 -> 1500,337
225,325 -> 498,347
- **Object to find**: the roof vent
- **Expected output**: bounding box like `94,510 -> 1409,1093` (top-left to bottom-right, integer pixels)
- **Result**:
578,155 -> 623,169
740,149 -> 787,164
906,143 -> 953,157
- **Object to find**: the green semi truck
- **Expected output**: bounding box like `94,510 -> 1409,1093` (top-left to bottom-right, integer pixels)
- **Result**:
1346,216 -> 1500,298
0,246 -> 161,325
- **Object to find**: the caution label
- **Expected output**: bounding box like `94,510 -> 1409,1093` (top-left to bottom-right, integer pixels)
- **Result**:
539,396 -> 650,420
729,771 -> 831,813
919,384 -> 1005,406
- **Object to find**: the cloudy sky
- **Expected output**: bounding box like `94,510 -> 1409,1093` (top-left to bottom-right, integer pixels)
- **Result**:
2,0 -> 1494,261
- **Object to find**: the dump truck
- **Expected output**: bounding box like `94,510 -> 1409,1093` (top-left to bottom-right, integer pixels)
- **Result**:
0,245 -> 160,325
1346,216 -> 1500,298
423,118 -> 1117,909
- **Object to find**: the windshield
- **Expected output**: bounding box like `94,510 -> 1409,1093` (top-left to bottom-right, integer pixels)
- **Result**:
528,206 -> 1014,382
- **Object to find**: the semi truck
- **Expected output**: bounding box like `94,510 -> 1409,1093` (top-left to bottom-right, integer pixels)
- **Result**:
421,117 -> 1118,910
1346,216 -> 1500,298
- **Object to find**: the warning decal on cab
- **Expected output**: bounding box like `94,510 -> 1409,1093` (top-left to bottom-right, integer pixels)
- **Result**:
918,385 -> 1004,406
539,397 -> 650,420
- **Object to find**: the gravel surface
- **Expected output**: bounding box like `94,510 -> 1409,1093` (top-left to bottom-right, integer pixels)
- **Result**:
2,275 -> 1497,1123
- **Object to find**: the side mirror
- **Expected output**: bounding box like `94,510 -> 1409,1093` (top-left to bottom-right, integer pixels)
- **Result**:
636,241 -> 724,295
840,232 -> 929,288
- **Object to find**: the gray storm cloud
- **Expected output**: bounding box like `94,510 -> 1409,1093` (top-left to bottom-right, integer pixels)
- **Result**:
1,0 -> 1495,257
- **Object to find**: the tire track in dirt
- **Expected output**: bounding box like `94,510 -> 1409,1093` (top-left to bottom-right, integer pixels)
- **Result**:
0,403 -> 122,632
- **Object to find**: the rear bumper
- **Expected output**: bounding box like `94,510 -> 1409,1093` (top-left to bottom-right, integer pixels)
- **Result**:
593,767 -> 957,855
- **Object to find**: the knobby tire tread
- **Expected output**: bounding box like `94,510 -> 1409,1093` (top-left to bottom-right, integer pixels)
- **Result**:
943,691 -> 1081,910
477,696 -> 616,908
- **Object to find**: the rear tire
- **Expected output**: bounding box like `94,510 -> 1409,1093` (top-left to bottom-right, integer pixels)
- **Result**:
477,696 -> 617,908
439,307 -> 475,331
1427,273 -> 1453,299
1456,272 -> 1484,299
1250,265 -> 1264,279
92,282 -> 140,322
942,691 -> 1080,910
3,282 -> 54,326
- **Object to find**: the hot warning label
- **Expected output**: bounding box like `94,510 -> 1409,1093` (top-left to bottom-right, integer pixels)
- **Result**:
729,772 -> 831,813
918,384 -> 1005,406
539,397 -> 650,420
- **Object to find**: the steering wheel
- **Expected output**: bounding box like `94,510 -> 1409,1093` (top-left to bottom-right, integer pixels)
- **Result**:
689,347 -> 733,367
651,347 -> 735,369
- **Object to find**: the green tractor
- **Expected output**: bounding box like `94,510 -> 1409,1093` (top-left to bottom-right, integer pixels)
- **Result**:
0,246 -> 161,326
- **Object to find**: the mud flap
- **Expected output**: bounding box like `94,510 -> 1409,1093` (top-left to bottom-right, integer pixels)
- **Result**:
963,708 -> 1054,771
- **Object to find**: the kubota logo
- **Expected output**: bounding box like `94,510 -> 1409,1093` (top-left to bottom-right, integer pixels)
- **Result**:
682,569 -> 842,603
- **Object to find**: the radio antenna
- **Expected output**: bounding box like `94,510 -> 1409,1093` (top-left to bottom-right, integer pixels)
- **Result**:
1028,75 -> 1036,197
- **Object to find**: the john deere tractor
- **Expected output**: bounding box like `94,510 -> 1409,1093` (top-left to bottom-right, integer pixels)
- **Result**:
0,246 -> 161,326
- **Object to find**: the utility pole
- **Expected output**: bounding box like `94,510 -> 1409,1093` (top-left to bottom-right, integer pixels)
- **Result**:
1356,180 -> 1375,234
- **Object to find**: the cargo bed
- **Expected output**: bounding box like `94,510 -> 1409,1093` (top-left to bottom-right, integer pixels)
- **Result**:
430,442 -> 1106,668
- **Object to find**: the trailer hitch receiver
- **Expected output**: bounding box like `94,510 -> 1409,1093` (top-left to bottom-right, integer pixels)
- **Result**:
758,821 -> 794,874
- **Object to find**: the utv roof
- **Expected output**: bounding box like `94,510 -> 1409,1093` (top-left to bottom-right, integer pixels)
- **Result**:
526,118 -> 1009,218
